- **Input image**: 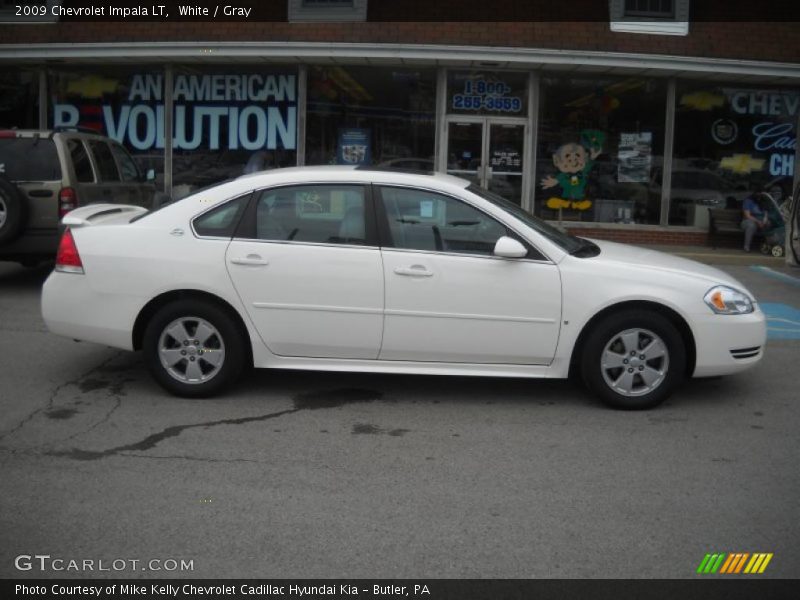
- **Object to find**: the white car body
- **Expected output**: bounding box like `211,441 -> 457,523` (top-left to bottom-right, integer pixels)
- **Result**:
42,167 -> 766,405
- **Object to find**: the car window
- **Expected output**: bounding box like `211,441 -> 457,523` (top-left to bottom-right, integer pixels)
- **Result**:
67,139 -> 94,183
379,186 -> 508,256
88,141 -> 120,182
110,143 -> 140,182
254,185 -> 367,245
469,184 -> 580,255
0,137 -> 62,181
193,194 -> 250,238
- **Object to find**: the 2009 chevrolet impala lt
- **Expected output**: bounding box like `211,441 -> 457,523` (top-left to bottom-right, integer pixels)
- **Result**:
41,167 -> 766,409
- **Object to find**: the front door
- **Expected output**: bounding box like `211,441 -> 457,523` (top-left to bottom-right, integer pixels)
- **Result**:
446,118 -> 526,206
376,185 -> 561,365
225,183 -> 384,359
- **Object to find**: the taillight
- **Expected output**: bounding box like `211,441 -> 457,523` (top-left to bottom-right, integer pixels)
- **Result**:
59,187 -> 77,218
55,229 -> 84,274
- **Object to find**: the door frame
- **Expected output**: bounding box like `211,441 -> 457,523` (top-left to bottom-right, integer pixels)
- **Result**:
443,115 -> 531,209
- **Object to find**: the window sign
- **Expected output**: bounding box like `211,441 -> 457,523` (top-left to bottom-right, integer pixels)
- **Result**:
448,71 -> 527,116
337,128 -> 371,165
617,132 -> 652,183
670,83 -> 799,226
52,71 -> 297,152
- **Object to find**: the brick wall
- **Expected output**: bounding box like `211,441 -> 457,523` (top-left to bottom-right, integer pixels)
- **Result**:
566,228 -> 710,246
1,21 -> 798,64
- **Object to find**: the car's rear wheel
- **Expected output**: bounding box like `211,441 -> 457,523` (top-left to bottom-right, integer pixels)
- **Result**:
580,310 -> 686,410
0,176 -> 27,245
143,300 -> 246,397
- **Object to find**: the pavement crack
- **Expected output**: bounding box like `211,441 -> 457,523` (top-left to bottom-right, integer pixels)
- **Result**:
47,407 -> 300,461
117,452 -> 264,464
44,386 -> 383,461
59,395 -> 123,444
0,352 -> 123,443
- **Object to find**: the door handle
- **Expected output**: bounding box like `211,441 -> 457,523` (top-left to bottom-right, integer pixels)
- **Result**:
394,265 -> 433,277
230,254 -> 269,266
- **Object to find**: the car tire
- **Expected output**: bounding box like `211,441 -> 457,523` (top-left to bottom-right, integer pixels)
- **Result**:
0,175 -> 27,245
580,309 -> 686,410
142,299 -> 246,398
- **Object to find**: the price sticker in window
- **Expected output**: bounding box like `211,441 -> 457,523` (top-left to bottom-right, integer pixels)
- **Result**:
419,200 -> 435,218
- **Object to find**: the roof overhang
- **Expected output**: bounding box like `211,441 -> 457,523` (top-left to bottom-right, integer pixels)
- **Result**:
1,41 -> 799,84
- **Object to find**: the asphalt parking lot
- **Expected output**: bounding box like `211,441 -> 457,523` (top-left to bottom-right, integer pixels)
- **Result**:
0,258 -> 798,579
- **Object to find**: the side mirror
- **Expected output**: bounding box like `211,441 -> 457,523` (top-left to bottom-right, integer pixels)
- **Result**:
493,236 -> 527,259
146,168 -> 156,182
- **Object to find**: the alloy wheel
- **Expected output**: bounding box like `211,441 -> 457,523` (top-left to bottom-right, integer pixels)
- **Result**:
158,316 -> 226,384
600,328 -> 670,397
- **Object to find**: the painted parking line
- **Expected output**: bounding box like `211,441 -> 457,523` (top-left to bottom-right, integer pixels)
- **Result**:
759,303 -> 800,340
750,265 -> 800,288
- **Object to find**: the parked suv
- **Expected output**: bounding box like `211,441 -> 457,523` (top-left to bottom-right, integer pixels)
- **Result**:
0,129 -> 167,265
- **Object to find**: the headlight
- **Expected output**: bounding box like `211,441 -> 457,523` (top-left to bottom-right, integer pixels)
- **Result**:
703,285 -> 754,314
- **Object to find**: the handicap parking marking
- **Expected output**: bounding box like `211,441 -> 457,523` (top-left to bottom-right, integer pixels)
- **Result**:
750,265 -> 800,288
760,303 -> 800,340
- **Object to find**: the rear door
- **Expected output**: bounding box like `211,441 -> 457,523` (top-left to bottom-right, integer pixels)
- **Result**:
86,139 -> 143,206
109,142 -> 153,208
225,183 -> 385,359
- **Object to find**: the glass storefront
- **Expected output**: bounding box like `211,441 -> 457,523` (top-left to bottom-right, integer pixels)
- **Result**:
306,66 -> 436,168
0,68 -> 39,129
170,66 -> 298,198
0,61 -> 792,236
535,75 -> 668,224
669,83 -> 798,227
48,66 -> 166,190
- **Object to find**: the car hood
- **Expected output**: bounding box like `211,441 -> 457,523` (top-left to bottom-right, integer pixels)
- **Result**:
583,239 -> 751,294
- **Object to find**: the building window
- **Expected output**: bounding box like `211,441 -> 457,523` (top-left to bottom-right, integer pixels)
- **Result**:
623,0 -> 674,18
609,0 -> 689,36
668,82 -> 799,227
534,75 -> 668,225
288,0 -> 366,22
306,66 -> 436,169
0,68 -> 39,128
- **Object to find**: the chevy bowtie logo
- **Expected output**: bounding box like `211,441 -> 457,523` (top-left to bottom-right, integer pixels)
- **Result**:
697,552 -> 773,574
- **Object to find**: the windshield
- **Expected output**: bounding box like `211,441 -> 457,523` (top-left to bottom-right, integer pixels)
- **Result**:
467,184 -> 583,253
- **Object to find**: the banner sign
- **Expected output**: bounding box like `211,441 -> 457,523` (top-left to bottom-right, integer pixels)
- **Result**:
337,128 -> 371,165
53,72 -> 297,152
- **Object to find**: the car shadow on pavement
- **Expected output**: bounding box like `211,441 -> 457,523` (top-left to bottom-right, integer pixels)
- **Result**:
0,262 -> 52,289
239,368 -> 598,410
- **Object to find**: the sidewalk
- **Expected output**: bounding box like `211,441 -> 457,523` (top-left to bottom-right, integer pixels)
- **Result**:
640,244 -> 794,267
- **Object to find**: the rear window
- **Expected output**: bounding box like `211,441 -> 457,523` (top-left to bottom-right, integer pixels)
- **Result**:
0,137 -> 62,181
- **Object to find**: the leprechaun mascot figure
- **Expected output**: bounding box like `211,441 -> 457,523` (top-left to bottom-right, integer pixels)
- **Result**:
541,130 -> 604,212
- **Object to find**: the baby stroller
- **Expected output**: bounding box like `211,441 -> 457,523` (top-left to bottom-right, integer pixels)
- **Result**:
757,188 -> 787,258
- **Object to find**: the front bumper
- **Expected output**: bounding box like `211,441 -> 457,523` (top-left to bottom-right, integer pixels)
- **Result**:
691,307 -> 768,377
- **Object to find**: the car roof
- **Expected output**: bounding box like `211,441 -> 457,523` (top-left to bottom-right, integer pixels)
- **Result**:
236,165 -> 471,190
0,128 -> 115,141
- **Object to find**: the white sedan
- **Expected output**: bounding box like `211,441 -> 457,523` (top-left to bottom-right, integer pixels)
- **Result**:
42,167 -> 766,409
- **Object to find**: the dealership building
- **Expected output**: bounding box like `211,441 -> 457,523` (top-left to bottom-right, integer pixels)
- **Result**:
1,0 -> 798,244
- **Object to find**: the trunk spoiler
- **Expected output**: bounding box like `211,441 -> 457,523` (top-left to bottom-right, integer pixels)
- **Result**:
61,204 -> 148,227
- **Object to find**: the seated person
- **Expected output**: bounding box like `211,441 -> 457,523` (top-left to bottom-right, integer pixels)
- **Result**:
740,193 -> 768,252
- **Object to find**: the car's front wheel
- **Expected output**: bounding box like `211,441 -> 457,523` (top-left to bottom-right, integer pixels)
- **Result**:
580,310 -> 686,410
143,300 -> 246,397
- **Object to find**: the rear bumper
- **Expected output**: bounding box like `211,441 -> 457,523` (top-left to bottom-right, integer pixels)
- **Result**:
691,308 -> 767,377
41,271 -> 142,350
